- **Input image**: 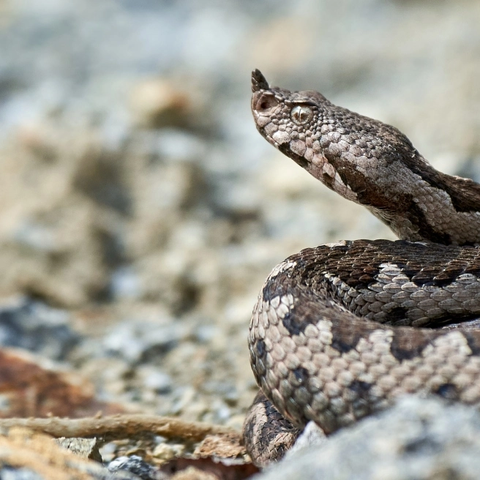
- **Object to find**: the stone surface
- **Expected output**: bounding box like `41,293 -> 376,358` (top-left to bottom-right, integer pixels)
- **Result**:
0,296 -> 80,360
0,427 -> 139,480
257,397 -> 480,480
108,456 -> 156,480
0,347 -> 127,418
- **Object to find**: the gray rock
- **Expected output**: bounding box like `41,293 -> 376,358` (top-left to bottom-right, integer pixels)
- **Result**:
0,296 -> 80,360
0,463 -> 140,480
256,396 -> 480,480
109,266 -> 144,301
107,456 -> 157,480
139,367 -> 173,394
103,319 -> 186,364
0,467 -> 44,480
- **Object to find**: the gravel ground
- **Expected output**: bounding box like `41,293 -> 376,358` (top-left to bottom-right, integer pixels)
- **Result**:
1,0 -> 480,451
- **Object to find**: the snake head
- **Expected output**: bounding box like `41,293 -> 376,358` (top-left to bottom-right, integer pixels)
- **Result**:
251,69 -> 360,202
251,70 -> 330,167
250,70 -> 468,243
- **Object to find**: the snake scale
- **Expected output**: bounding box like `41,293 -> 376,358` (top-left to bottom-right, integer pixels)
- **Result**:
243,70 -> 480,467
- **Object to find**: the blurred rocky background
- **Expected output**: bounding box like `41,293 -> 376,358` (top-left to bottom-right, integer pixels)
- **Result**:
1,0 -> 480,469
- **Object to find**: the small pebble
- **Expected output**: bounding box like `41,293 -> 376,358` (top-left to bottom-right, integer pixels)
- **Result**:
108,455 -> 157,480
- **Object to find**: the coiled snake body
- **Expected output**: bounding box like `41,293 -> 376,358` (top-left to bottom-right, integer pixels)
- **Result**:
244,70 -> 480,467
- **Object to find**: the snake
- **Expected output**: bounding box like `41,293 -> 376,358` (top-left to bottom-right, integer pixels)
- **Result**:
243,69 -> 480,467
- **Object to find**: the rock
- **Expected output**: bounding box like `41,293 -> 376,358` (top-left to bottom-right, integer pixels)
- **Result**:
109,266 -> 144,301
0,467 -> 44,480
256,397 -> 480,480
0,348 -> 127,418
138,366 -> 173,394
108,455 -> 157,480
0,427 -> 136,480
129,79 -> 194,128
0,296 -> 80,360
103,319 -> 187,364
56,437 -> 102,461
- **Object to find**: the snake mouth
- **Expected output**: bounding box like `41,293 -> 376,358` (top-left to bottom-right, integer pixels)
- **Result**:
278,143 -> 310,168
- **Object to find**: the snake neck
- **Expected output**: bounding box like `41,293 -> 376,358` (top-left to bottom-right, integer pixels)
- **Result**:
251,69 -> 480,246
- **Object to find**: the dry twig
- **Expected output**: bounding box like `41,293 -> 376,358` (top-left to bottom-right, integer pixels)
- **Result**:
0,415 -> 239,443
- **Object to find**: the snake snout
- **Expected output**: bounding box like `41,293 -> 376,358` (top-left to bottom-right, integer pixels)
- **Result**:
252,91 -> 279,114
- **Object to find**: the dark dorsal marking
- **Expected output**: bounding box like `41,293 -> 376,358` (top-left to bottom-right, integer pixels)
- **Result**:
255,339 -> 266,360
292,367 -> 309,386
262,272 -> 290,303
434,383 -> 458,400
404,157 -> 480,213
281,309 -> 311,336
385,307 -> 409,325
330,320 -> 362,353
348,380 -> 373,396
463,332 -> 480,356
390,330 -> 432,361
326,153 -> 454,244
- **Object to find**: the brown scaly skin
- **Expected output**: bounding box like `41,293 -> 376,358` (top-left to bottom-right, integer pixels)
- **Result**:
245,70 -> 480,467
251,69 -> 480,246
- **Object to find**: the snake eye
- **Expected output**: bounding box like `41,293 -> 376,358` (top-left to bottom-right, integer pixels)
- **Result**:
291,105 -> 313,125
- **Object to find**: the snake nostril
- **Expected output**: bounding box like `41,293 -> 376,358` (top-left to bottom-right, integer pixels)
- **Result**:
255,93 -> 278,112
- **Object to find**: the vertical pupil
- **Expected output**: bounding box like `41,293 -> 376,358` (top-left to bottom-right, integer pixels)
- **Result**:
291,105 -> 312,125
